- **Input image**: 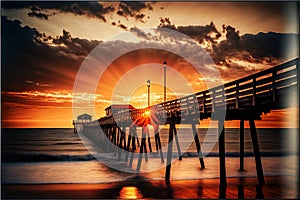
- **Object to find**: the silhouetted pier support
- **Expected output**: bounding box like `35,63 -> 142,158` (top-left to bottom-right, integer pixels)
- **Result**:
117,126 -> 127,160
212,115 -> 266,187
136,126 -> 149,172
218,120 -> 227,186
165,123 -> 175,182
154,126 -> 164,163
147,131 -> 153,152
128,125 -> 138,167
216,109 -> 265,186
238,184 -> 244,199
249,119 -> 265,185
239,119 -> 244,171
165,122 -> 183,182
191,123 -> 205,169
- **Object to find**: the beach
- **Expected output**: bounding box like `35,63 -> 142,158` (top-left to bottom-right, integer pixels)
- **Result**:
2,176 -> 298,199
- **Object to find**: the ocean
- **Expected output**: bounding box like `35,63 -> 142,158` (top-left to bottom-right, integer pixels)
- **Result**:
1,127 -> 298,185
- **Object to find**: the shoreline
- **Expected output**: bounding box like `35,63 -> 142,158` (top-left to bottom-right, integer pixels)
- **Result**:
2,176 -> 298,199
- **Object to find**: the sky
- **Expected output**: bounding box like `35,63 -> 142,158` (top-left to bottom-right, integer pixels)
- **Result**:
1,1 -> 299,128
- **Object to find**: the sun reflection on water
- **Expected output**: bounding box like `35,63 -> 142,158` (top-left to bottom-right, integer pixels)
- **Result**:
118,186 -> 143,199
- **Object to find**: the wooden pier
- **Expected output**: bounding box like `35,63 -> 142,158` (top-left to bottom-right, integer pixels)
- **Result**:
77,58 -> 299,186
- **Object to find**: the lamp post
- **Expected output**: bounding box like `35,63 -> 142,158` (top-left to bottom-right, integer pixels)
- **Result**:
147,79 -> 150,107
163,61 -> 167,102
146,79 -> 152,152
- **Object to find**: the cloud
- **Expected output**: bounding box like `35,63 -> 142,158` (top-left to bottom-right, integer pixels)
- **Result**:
25,80 -> 54,87
2,1 -> 154,23
2,1 -> 115,22
159,21 -> 222,45
111,21 -> 128,30
211,26 -> 298,66
2,90 -> 108,104
27,10 -> 49,20
129,27 -> 151,40
156,20 -> 297,77
118,23 -> 128,30
158,17 -> 172,27
135,13 -> 146,22
1,16 -> 101,92
116,2 -> 153,22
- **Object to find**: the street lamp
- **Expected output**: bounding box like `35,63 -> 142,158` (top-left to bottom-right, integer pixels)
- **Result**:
163,61 -> 167,103
147,79 -> 150,107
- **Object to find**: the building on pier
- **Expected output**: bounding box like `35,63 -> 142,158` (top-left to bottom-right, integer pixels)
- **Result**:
105,104 -> 135,117
73,113 -> 92,133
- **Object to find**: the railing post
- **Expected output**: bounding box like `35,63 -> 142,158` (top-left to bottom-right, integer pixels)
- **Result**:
252,78 -> 256,106
236,83 -> 239,109
191,95 -> 196,115
211,90 -> 215,112
203,92 -> 206,113
222,87 -> 225,104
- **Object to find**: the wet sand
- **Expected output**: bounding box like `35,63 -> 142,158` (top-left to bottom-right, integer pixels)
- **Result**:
2,176 -> 298,199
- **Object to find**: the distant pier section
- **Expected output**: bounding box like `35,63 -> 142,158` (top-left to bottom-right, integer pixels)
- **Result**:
73,114 -> 92,133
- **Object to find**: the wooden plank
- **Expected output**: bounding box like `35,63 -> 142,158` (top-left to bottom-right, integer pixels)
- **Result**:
237,88 -> 253,97
275,76 -> 297,88
276,68 -> 297,80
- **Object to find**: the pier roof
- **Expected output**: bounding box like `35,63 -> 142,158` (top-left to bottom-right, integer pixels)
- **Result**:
77,113 -> 92,121
105,104 -> 135,111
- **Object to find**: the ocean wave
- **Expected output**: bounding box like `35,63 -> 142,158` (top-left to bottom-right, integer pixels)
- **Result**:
2,151 -> 295,162
182,151 -> 295,157
2,153 -> 96,162
53,142 -> 83,145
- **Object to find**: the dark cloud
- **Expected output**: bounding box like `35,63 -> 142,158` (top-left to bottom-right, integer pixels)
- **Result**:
130,27 -> 150,40
117,2 -> 153,22
117,3 -> 131,18
159,17 -> 172,27
222,25 -> 239,44
2,1 -> 114,22
135,13 -> 146,22
155,19 -> 298,80
118,24 -> 127,30
27,6 -> 50,20
159,21 -> 221,44
212,25 -> 298,66
27,11 -> 49,20
157,20 -> 297,68
1,16 -> 101,92
113,21 -> 128,30
122,2 -> 153,12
